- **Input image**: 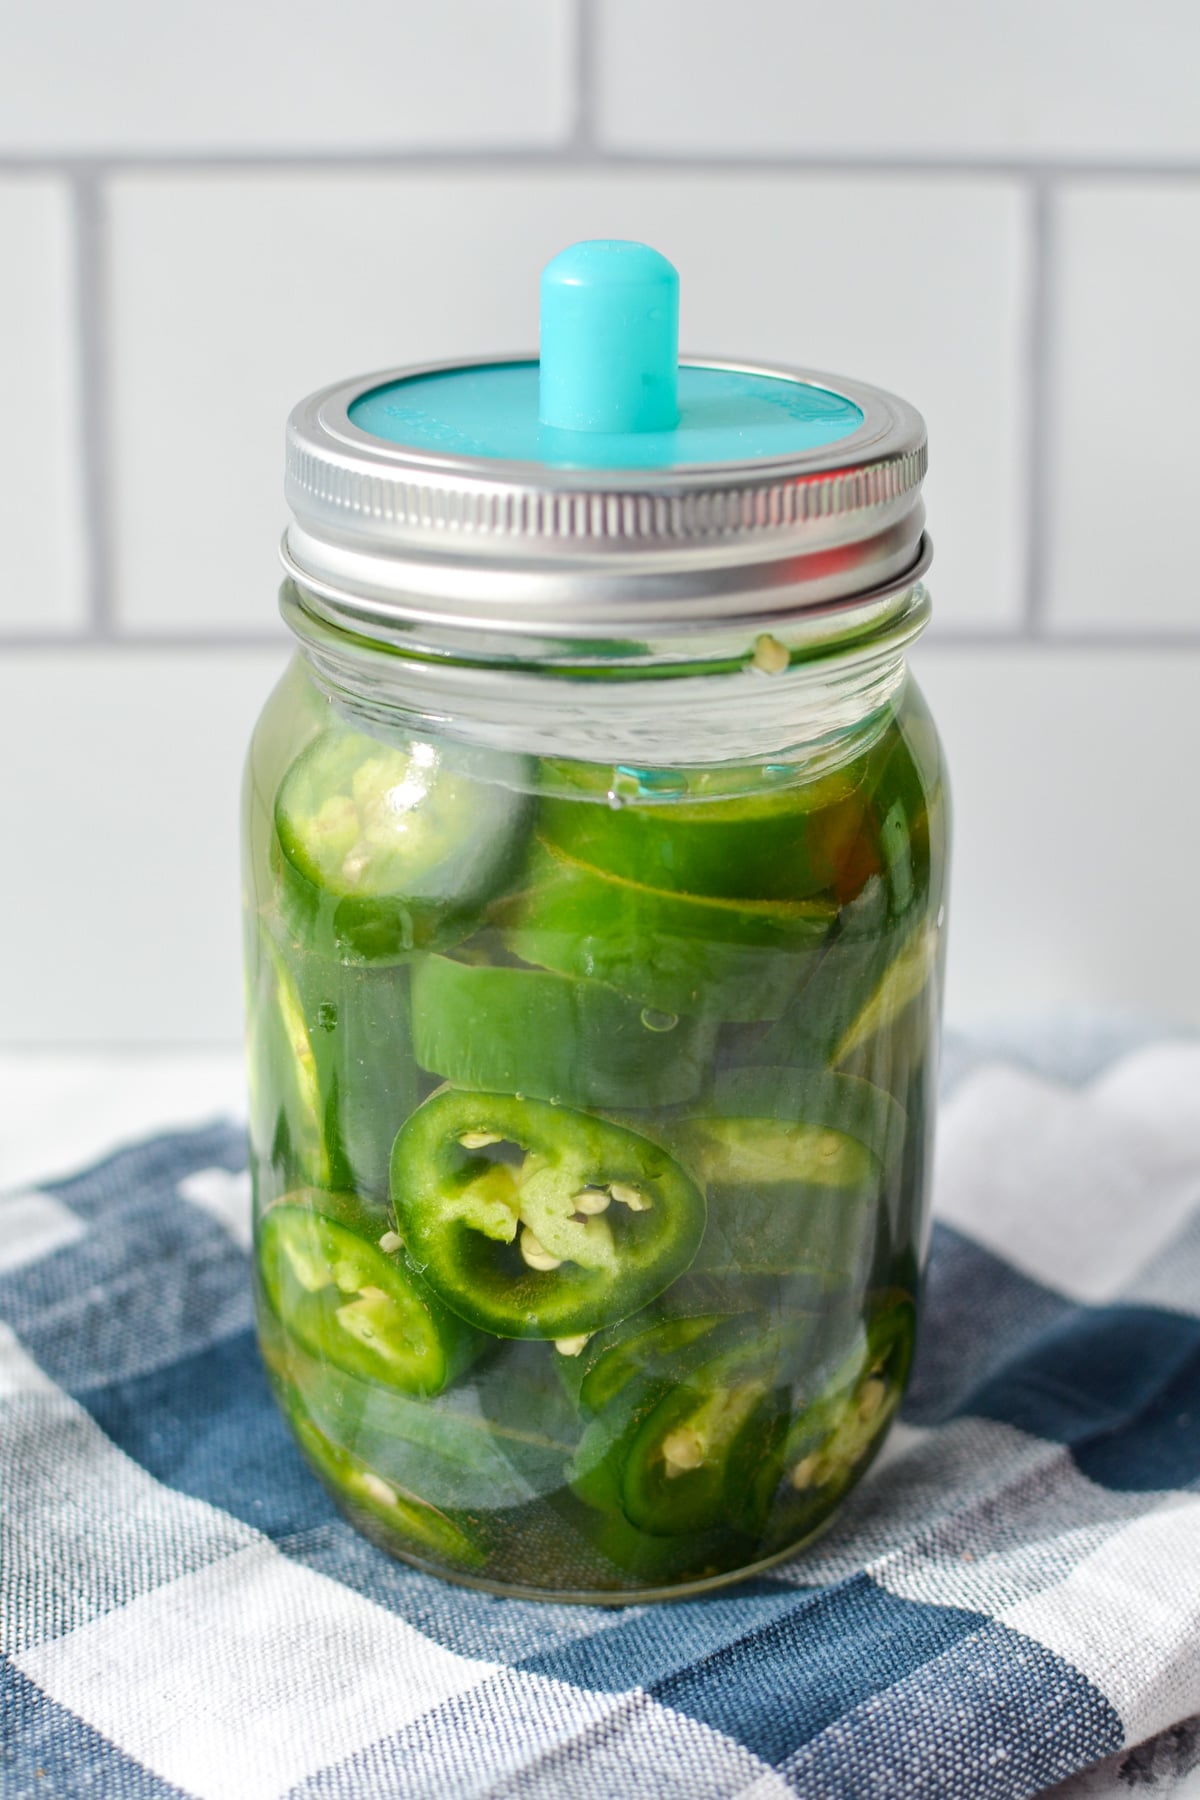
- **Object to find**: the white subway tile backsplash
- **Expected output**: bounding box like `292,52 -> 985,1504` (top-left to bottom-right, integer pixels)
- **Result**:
2,643 -> 1195,1046
597,0 -> 1200,164
0,649 -> 288,1045
1046,184 -> 1200,634
0,178 -> 85,632
911,645 -> 1200,1028
107,169 -> 1027,634
0,0 -> 573,155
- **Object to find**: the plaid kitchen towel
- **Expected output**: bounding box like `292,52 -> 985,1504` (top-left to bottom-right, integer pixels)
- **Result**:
2,1020 -> 1199,1800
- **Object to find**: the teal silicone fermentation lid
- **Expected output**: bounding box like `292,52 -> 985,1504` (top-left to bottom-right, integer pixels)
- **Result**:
282,239 -> 928,643
348,241 -> 865,470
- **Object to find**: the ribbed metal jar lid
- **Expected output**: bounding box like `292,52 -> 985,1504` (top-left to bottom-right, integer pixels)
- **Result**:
282,244 -> 929,651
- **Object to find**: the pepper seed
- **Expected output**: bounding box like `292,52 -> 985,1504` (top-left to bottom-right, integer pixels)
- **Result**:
519,1229 -> 563,1272
789,1452 -> 823,1491
571,1189 -> 611,1215
359,1471 -> 398,1507
459,1130 -> 503,1149
661,1427 -> 706,1476
554,1333 -> 591,1357
378,1230 -> 402,1253
858,1377 -> 887,1422
752,633 -> 790,675
609,1182 -> 648,1211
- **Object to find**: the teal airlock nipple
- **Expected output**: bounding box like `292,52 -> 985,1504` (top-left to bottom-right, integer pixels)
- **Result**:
538,240 -> 679,434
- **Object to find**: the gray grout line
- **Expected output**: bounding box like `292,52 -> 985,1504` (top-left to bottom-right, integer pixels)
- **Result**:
571,0 -> 598,153
4,148 -> 1200,180
70,171 -> 114,636
572,151 -> 1200,183
1022,176 -> 1055,635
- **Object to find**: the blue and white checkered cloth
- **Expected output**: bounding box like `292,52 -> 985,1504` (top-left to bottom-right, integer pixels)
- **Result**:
2,1021 -> 1199,1800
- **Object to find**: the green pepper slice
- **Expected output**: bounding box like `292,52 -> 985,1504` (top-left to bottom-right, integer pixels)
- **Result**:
868,677 -> 946,922
247,935 -> 330,1192
248,924 -> 419,1200
569,1313 -> 820,1539
559,1310 -> 733,1412
539,761 -> 870,902
258,1189 -> 481,1395
411,950 -> 717,1110
746,888 -> 941,1103
276,1335 -> 580,1513
566,1317 -> 732,1511
673,1069 -> 903,1281
732,695 -> 943,1073
742,876 -> 889,1067
286,1386 -> 484,1568
759,1293 -> 916,1542
497,840 -> 835,1022
832,922 -> 941,1069
390,1090 -> 706,1340
292,949 -> 420,1201
275,725 -> 529,960
619,1325 -> 800,1537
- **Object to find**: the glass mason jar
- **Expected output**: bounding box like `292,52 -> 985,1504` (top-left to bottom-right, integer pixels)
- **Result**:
243,243 -> 949,1601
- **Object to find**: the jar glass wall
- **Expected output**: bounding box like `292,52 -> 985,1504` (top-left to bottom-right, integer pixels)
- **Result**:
242,622 -> 948,1601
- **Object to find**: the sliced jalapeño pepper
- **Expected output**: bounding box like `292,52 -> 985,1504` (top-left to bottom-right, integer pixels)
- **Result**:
286,1386 -> 485,1568
758,1292 -> 916,1543
247,933 -> 330,1192
258,1189 -> 481,1395
618,1324 -> 801,1537
274,725 -> 528,960
570,1313 -> 819,1539
735,694 -> 943,1078
279,1333 -> 579,1514
566,1316 -> 733,1512
558,1309 -> 732,1412
249,924 -> 419,1200
831,928 -> 942,1065
813,700 -> 942,1071
497,839 -> 835,1022
867,677 -> 945,923
539,760 -> 870,902
389,1090 -> 706,1340
761,903 -> 940,1097
411,950 -> 716,1109
295,952 -> 420,1202
674,1068 -> 904,1281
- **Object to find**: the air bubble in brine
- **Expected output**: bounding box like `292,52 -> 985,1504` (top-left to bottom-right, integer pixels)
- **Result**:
640,1007 -> 679,1033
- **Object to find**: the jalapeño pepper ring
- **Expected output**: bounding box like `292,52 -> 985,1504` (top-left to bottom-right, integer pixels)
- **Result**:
390,1090 -> 707,1341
